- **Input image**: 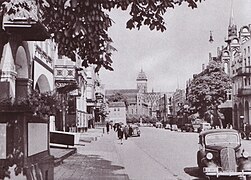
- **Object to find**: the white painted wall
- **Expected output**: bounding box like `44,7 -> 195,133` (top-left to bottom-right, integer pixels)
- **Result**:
109,106 -> 126,125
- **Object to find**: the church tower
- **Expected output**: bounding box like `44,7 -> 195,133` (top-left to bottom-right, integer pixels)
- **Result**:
227,0 -> 237,41
136,69 -> 147,93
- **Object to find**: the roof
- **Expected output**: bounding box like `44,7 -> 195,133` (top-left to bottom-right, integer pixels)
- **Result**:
136,69 -> 147,81
199,129 -> 238,136
109,102 -> 126,108
106,89 -> 139,95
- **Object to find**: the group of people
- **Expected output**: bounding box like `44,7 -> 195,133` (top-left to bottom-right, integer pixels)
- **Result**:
106,122 -> 133,144
116,124 -> 133,144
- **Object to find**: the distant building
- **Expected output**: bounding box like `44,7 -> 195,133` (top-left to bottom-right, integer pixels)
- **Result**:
172,89 -> 186,117
158,93 -> 174,122
105,69 -> 174,121
106,89 -> 148,117
108,102 -> 126,125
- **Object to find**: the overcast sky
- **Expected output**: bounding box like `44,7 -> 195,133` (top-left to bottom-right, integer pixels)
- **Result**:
99,0 -> 251,92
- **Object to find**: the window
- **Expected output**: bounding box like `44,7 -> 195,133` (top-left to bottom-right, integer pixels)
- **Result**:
248,46 -> 250,53
114,108 -> 116,111
228,94 -> 232,100
118,108 -> 120,111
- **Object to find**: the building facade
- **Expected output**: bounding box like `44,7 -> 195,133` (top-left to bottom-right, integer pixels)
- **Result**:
108,102 -> 127,125
231,25 -> 251,129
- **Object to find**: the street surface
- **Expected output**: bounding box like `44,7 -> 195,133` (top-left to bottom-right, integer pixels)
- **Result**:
54,127 -> 251,180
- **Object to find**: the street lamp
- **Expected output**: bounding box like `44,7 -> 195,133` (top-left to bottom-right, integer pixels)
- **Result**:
209,31 -> 214,43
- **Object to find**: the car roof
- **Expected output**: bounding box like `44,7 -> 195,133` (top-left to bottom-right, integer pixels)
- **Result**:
199,129 -> 238,136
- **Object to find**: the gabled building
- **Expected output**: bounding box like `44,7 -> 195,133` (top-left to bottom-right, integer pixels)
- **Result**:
108,101 -> 126,125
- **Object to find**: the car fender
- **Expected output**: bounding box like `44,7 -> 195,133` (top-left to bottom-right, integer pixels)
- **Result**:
238,157 -> 251,171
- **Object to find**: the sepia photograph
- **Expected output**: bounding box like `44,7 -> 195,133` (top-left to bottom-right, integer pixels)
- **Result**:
1,0 -> 251,179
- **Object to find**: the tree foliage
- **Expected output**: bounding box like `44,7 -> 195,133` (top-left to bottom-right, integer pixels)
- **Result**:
186,60 -> 231,117
0,0 -> 204,72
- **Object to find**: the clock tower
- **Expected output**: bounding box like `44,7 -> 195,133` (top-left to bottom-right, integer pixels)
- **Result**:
136,69 -> 147,93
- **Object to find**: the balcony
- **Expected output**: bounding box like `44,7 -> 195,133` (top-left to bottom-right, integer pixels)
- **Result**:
2,1 -> 50,41
54,65 -> 79,93
237,88 -> 251,97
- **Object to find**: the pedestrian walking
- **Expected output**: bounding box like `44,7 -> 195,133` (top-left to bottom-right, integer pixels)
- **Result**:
106,122 -> 110,134
129,125 -> 133,137
117,125 -> 123,144
113,123 -> 116,131
123,124 -> 129,140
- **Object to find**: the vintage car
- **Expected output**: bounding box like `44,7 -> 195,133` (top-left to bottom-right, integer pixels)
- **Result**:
165,123 -> 171,130
198,122 -> 211,133
155,122 -> 163,128
130,124 -> 141,137
171,124 -> 178,131
197,129 -> 251,179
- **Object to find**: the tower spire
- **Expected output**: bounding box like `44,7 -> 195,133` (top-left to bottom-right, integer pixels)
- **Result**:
227,0 -> 237,41
229,0 -> 234,27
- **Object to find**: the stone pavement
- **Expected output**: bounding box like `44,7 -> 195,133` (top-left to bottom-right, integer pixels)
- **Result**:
53,128 -> 130,180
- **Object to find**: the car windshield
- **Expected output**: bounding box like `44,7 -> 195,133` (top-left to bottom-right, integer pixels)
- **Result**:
205,132 -> 240,147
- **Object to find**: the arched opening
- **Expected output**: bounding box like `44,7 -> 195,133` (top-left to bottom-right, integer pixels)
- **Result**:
35,74 -> 51,93
245,100 -> 250,124
15,46 -> 32,99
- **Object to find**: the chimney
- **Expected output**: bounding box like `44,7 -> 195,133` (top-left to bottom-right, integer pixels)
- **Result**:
202,63 -> 205,71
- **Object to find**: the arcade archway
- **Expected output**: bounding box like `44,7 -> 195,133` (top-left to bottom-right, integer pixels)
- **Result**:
15,46 -> 31,99
35,74 -> 51,93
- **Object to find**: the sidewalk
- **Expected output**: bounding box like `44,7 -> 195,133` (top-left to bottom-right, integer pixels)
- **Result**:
50,127 -> 105,166
53,129 -> 130,180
